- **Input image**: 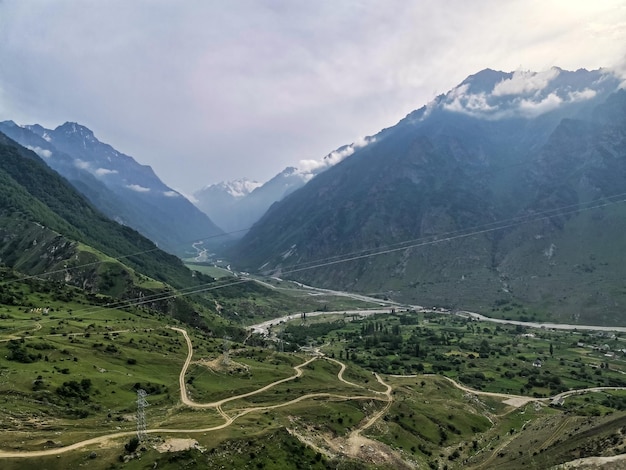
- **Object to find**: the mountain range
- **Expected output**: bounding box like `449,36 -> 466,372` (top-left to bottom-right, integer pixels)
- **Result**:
229,67 -> 626,325
0,121 -> 224,257
3,66 -> 625,327
192,138 -> 375,236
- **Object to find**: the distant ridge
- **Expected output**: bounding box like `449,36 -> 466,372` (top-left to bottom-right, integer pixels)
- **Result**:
193,137 -> 376,235
0,121 -> 225,256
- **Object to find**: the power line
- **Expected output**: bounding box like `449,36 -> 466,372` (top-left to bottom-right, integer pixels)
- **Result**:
277,193 -> 626,275
0,227 -> 249,287
0,136 -> 577,288
42,193 -> 626,324
1,190 -> 625,331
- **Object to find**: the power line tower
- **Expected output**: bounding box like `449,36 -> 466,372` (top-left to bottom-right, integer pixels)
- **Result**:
222,336 -> 231,366
136,389 -> 148,441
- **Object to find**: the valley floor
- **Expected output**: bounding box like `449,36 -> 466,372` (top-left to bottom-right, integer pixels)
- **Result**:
3,309 -> 626,468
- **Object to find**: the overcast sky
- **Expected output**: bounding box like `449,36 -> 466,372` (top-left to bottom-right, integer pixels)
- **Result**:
1,1 -> 625,193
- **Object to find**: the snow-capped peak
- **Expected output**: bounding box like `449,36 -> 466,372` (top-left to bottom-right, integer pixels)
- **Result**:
200,178 -> 262,199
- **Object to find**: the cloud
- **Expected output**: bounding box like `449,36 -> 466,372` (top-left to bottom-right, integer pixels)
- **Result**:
74,159 -> 90,170
296,135 -> 376,178
94,167 -> 118,176
492,68 -> 560,96
126,184 -> 150,193
163,190 -> 179,197
25,145 -> 52,158
295,158 -> 325,174
567,88 -> 597,102
440,67 -> 619,120
442,84 -> 498,115
517,92 -> 563,117
0,2 -> 625,191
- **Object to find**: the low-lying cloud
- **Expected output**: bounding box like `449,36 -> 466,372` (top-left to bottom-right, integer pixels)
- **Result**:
296,136 -> 376,181
440,67 -> 619,120
492,68 -> 560,96
94,167 -> 118,176
25,145 -> 52,158
126,184 -> 150,193
517,92 -> 562,117
74,159 -> 90,170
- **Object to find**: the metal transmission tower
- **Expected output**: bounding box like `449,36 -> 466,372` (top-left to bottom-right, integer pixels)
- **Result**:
222,336 -> 231,366
136,389 -> 149,441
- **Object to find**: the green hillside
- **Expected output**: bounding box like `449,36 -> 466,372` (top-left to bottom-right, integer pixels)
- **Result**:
0,132 -> 240,334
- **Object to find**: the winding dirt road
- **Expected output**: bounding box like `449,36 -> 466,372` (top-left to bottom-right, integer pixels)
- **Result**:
3,326 -> 626,462
0,327 -> 388,459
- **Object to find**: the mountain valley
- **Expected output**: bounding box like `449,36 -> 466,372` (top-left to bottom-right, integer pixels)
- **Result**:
1,66 -> 626,469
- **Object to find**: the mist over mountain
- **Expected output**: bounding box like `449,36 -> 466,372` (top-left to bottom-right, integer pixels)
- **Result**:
0,121 -> 224,256
230,67 -> 626,325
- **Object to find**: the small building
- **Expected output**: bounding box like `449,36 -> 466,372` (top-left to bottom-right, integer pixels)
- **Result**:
533,359 -> 543,368
551,396 -> 564,406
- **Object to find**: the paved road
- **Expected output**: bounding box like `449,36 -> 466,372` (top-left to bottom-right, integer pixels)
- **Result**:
453,309 -> 626,333
249,309 -> 397,336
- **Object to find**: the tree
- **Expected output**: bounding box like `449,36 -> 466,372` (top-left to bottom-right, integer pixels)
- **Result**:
550,343 -> 554,357
125,436 -> 140,453
479,339 -> 490,356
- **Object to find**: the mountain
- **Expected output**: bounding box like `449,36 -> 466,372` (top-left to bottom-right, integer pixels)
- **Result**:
193,178 -> 262,233
230,67 -> 626,325
0,121 -> 225,256
0,129 -> 231,327
193,138 -> 375,235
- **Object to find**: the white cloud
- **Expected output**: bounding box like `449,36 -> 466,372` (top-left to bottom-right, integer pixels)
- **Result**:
25,145 -> 52,158
295,135 -> 376,178
352,136 -> 373,149
442,84 -> 498,115
442,84 -> 502,117
325,146 -> 356,164
567,88 -> 597,102
126,184 -> 150,193
163,190 -> 179,197
1,2 -> 625,191
74,159 -> 90,170
296,158 -> 326,174
440,67 -> 619,120
517,93 -> 563,117
94,167 -> 118,176
492,68 -> 561,96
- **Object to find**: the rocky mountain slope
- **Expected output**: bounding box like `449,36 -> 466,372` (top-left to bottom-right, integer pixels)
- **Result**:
230,67 -> 626,325
0,121 -> 225,256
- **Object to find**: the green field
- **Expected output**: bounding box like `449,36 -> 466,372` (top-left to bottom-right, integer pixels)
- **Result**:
3,279 -> 626,469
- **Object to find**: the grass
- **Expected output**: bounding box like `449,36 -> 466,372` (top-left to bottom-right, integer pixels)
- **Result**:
184,263 -> 235,279
5,276 -> 626,469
